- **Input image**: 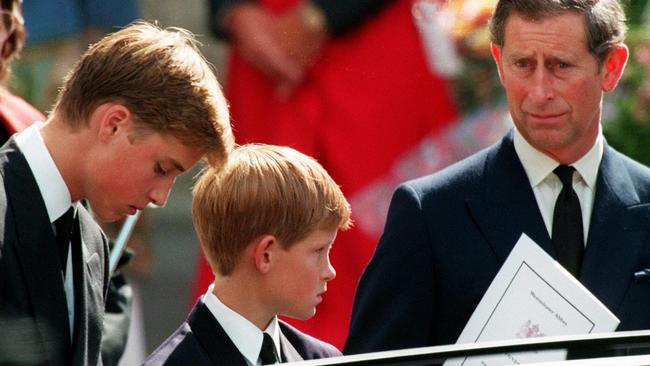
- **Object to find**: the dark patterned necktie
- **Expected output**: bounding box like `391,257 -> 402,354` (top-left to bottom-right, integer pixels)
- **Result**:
54,207 -> 75,274
259,333 -> 279,365
552,165 -> 584,277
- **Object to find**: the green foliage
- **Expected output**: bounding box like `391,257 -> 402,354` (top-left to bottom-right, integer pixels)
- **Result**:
603,24 -> 650,167
624,0 -> 648,26
451,52 -> 504,113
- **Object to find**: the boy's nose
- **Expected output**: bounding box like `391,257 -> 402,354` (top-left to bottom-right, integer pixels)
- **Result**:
149,186 -> 171,207
323,261 -> 336,281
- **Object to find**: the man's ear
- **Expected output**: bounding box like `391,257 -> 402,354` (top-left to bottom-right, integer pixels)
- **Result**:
95,103 -> 132,142
601,44 -> 629,92
253,235 -> 278,274
491,43 -> 505,85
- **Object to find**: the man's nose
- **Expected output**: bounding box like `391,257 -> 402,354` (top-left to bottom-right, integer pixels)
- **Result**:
529,67 -> 557,104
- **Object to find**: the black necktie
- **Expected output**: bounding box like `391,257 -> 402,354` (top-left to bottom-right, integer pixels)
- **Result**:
54,207 -> 75,274
552,165 -> 584,277
259,333 -> 279,365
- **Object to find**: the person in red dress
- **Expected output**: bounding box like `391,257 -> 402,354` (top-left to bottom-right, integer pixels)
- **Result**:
197,0 -> 459,348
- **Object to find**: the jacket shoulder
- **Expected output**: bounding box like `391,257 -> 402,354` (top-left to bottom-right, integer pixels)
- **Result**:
279,320 -> 342,359
607,147 -> 650,198
142,322 -> 212,366
399,139 -> 497,202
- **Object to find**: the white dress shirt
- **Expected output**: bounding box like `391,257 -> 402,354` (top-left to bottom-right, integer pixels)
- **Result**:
15,122 -> 76,339
204,284 -> 281,365
513,127 -> 603,245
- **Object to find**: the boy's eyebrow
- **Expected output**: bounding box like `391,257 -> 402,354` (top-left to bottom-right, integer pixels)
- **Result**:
168,159 -> 187,173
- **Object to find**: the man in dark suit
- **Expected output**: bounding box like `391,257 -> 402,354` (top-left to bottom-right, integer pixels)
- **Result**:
344,0 -> 648,354
144,145 -> 351,365
0,21 -> 234,365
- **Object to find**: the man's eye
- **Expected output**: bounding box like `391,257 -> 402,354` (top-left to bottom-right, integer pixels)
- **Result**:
515,59 -> 530,68
548,61 -> 571,71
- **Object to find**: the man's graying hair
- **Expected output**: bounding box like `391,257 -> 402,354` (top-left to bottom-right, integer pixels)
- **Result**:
489,0 -> 627,66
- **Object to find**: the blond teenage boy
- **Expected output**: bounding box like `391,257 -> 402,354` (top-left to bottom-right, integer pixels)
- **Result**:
0,21 -> 233,365
144,144 -> 352,365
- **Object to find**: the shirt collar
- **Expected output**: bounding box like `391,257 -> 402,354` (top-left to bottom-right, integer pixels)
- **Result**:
203,284 -> 280,364
513,126 -> 603,189
14,122 -> 72,222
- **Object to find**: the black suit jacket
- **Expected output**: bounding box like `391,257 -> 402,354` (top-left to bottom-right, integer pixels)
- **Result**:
0,139 -> 110,365
344,130 -> 650,354
142,299 -> 342,365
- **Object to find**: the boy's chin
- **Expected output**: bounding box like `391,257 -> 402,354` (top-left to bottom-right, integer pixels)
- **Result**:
283,307 -> 317,321
92,209 -> 122,223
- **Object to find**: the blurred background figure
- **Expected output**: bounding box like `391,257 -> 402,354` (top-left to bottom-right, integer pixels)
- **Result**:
11,0 -> 140,112
0,0 -> 43,141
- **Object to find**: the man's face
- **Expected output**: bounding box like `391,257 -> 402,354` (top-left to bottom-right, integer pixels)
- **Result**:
268,229 -> 338,320
85,121 -> 202,222
492,12 -> 609,163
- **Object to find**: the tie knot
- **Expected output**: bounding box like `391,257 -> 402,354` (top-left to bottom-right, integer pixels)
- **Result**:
259,333 -> 279,365
554,165 -> 575,188
54,206 -> 75,238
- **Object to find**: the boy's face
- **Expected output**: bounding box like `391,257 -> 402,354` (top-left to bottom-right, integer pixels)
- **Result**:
269,228 -> 337,320
85,120 -> 202,222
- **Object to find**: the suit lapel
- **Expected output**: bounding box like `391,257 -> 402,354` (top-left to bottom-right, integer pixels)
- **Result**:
279,328 -> 304,363
188,300 -> 248,366
1,141 -> 71,361
71,206 -> 108,365
468,138 -> 649,319
71,204 -> 88,364
466,131 -> 554,264
580,147 -> 649,315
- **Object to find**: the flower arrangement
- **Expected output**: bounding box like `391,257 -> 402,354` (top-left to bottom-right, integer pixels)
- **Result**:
442,0 -> 503,112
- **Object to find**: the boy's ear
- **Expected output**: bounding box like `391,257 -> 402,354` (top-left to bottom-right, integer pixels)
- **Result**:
253,235 -> 278,274
95,103 -> 132,142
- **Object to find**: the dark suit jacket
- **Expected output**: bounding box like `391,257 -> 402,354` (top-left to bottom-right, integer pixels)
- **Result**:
344,130 -> 650,354
0,92 -> 132,366
143,299 -> 342,365
0,139 -> 110,366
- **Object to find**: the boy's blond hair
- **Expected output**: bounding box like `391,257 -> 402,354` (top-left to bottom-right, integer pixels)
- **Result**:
192,144 -> 352,276
52,21 -> 233,166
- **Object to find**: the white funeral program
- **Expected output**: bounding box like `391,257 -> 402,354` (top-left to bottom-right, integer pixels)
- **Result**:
445,233 -> 619,366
